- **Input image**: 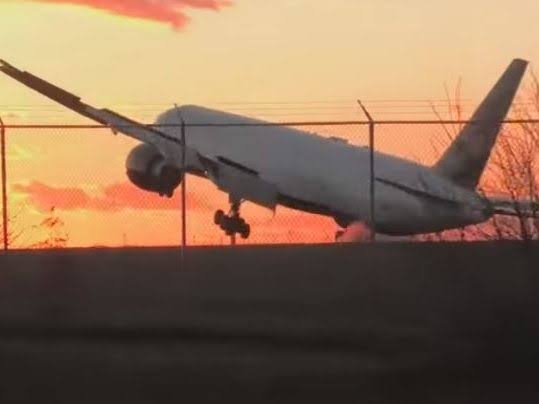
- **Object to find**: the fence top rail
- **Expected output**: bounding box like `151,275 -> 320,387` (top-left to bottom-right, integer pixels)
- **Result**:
2,119 -> 539,130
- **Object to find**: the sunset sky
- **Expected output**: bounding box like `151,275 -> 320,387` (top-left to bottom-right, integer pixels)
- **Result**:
0,0 -> 538,247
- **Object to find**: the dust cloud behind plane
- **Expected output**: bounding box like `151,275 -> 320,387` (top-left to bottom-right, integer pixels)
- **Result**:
14,0 -> 232,28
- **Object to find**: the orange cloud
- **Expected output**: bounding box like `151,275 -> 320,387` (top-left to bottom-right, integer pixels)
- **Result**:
13,181 -> 211,212
22,0 -> 232,28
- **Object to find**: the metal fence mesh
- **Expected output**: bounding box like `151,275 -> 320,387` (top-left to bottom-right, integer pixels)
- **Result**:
1,120 -> 538,249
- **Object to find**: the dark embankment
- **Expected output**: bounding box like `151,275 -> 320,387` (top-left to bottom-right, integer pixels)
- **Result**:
0,242 -> 538,403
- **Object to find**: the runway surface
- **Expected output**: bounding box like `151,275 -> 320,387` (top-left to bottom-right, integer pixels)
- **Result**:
0,242 -> 538,403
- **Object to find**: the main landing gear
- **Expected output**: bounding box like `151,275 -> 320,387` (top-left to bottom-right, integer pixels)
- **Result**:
214,200 -> 251,239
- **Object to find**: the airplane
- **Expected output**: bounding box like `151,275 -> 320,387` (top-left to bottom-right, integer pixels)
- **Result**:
0,58 -> 536,241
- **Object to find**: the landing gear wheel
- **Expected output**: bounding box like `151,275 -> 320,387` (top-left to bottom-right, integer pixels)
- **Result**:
214,210 -> 225,225
240,223 -> 251,239
214,200 -> 251,240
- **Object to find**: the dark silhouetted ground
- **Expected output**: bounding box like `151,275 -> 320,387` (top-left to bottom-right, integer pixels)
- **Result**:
0,242 -> 538,403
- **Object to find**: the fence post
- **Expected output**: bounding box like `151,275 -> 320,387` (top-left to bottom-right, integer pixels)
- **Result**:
174,105 -> 187,267
230,196 -> 236,247
181,120 -> 187,253
0,116 -> 7,252
357,101 -> 376,242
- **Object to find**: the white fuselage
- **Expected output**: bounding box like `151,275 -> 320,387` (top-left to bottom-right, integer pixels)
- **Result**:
157,106 -> 491,235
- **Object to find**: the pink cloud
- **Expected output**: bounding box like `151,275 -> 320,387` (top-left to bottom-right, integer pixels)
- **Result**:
22,0 -> 232,28
13,181 -> 212,212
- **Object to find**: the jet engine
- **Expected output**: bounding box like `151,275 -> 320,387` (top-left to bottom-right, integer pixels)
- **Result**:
126,143 -> 182,197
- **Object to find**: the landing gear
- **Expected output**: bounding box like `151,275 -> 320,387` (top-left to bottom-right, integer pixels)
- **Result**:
214,200 -> 251,239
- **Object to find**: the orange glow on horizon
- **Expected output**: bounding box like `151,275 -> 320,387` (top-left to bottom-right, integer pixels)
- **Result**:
1,0 -> 538,247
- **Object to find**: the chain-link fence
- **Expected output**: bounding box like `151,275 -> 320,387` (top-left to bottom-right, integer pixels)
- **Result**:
1,119 -> 538,250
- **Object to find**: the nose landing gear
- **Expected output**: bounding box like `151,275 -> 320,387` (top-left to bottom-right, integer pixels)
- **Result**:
214,200 -> 251,239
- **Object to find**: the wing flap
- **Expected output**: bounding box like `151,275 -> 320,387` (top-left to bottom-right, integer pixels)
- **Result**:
200,156 -> 278,210
0,59 -> 102,121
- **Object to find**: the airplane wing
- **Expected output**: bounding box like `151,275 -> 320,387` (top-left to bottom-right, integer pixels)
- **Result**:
0,60 -> 280,209
0,59 -> 200,167
489,197 -> 539,218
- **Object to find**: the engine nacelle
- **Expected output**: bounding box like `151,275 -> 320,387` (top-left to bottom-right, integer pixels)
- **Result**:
126,143 -> 182,197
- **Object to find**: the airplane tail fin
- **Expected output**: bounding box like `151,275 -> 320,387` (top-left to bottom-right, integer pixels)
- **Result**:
434,59 -> 528,189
